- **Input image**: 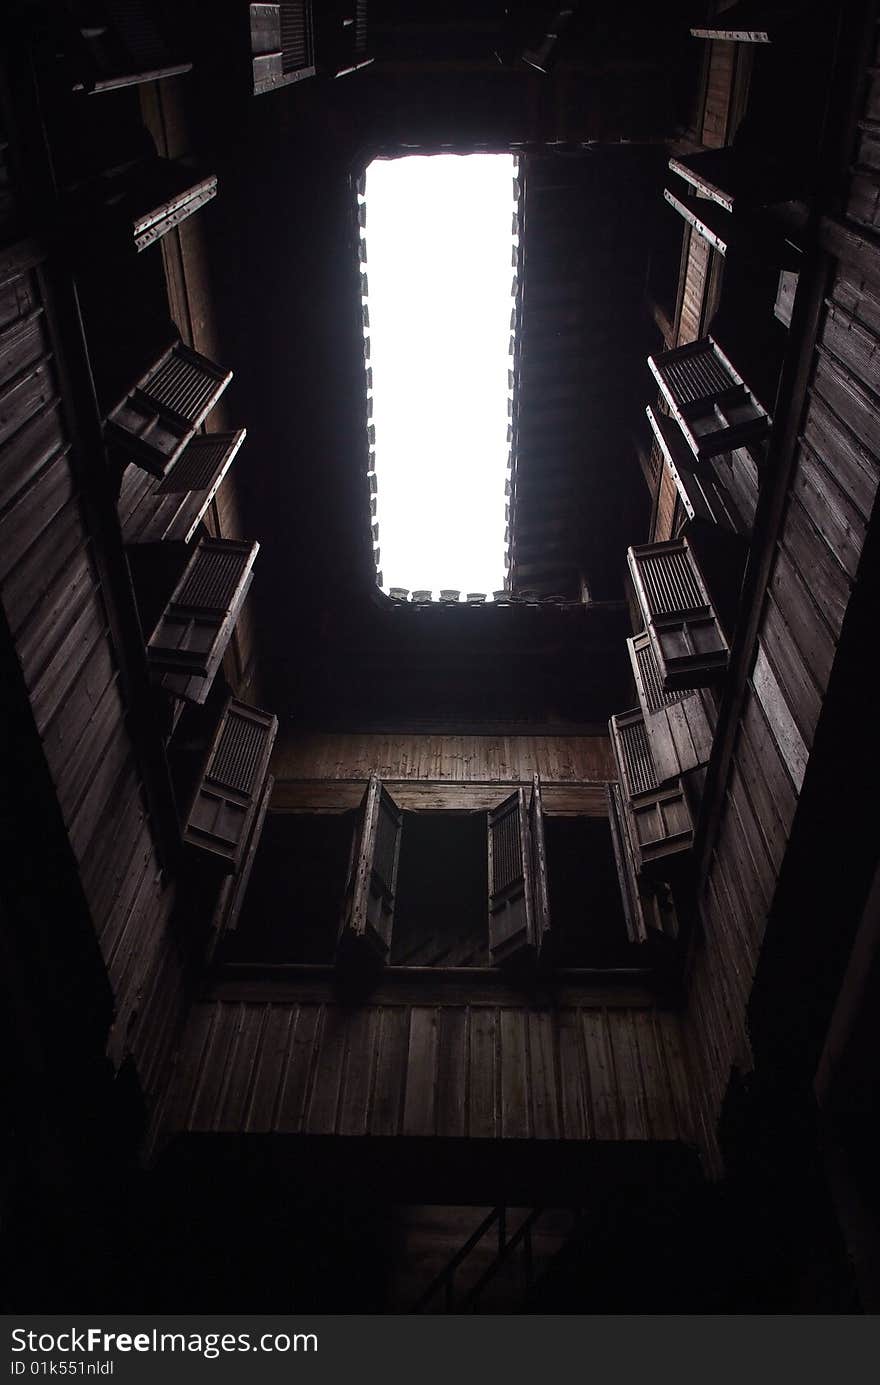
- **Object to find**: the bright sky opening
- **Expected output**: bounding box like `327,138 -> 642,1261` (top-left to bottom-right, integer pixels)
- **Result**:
363,154 -> 515,596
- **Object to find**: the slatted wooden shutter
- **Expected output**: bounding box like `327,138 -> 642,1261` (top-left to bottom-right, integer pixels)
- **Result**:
332,0 -> 372,76
606,784 -> 678,945
648,337 -> 770,461
119,429 -> 246,545
212,774 -> 274,938
627,538 -> 729,690
105,343 -> 232,477
184,701 -> 277,872
610,709 -> 694,873
251,2 -> 316,93
529,774 -> 552,959
646,405 -> 747,534
65,0 -> 192,92
337,774 -> 402,965
628,631 -> 716,781
487,788 -> 536,966
147,537 -> 258,703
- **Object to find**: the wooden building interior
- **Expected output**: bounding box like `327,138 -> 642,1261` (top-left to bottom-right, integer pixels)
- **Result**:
2,0 -> 880,1312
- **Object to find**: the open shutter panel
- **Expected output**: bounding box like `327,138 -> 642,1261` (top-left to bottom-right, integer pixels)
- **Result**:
66,0 -> 192,92
529,774 -> 552,959
487,789 -> 536,966
664,185 -> 736,256
627,538 -> 729,690
690,4 -> 788,43
251,2 -> 316,94
648,337 -> 770,461
281,0 -> 316,75
66,159 -> 216,257
607,784 -> 679,945
669,145 -> 805,217
119,429 -> 246,544
333,0 -> 372,76
211,773 -> 274,938
662,186 -> 799,269
184,701 -> 277,872
628,631 -> 716,781
129,164 -> 217,252
105,343 -> 232,478
147,537 -> 258,704
337,774 -> 402,965
610,709 -> 694,874
646,405 -> 747,534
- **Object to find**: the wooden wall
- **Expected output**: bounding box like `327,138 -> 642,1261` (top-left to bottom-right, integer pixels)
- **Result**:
685,162 -> 880,1167
0,241 -> 185,1097
161,988 -> 699,1147
272,731 -> 615,786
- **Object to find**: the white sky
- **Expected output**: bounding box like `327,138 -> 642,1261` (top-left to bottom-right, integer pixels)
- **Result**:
363,154 -> 515,596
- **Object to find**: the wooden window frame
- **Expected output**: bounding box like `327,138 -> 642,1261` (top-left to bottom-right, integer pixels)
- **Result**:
327,775 -> 648,980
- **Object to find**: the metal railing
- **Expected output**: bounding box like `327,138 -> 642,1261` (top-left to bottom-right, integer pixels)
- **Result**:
410,1206 -> 546,1313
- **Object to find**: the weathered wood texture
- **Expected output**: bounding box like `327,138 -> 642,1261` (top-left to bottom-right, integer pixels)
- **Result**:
847,19 -> 880,236
701,41 -> 737,151
678,229 -> 713,351
272,732 -> 615,786
272,779 -> 610,815
139,76 -> 259,700
163,995 -> 698,1144
657,39 -> 746,517
0,245 -> 183,1095
686,180 -> 880,1165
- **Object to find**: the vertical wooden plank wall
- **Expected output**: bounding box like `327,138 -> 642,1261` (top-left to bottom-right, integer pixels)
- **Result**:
271,731 -> 615,788
685,155 -> 880,1167
0,244 -> 185,1099
163,994 -> 698,1146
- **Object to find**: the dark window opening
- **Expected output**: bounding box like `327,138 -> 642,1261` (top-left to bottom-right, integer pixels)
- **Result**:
391,813 -> 489,967
647,209 -> 686,332
224,812 -> 354,963
544,816 -> 633,966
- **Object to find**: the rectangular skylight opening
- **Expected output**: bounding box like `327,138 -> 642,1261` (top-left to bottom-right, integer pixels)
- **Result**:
359,153 -> 517,602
